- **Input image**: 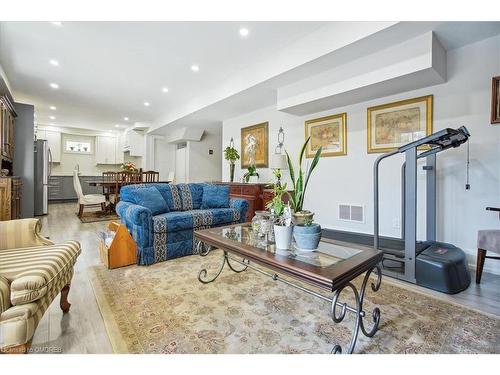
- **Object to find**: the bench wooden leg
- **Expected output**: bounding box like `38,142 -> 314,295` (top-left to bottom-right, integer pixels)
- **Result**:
476,248 -> 487,284
1,340 -> 32,354
60,284 -> 71,313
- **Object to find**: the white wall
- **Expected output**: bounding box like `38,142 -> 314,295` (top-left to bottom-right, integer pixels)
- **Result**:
222,35 -> 500,275
187,129 -> 222,183
153,138 -> 176,180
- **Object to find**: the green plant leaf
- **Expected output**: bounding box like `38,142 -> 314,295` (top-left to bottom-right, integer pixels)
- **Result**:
301,146 -> 322,208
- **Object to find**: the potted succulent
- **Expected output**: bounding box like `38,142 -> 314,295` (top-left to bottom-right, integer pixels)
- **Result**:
285,136 -> 322,225
293,218 -> 322,251
243,165 -> 259,183
224,145 -> 240,182
266,183 -> 293,250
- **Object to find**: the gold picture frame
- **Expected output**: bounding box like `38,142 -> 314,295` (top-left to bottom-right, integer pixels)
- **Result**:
305,113 -> 347,158
241,122 -> 269,168
367,95 -> 433,153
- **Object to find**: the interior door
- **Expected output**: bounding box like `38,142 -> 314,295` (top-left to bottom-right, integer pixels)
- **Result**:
175,145 -> 187,183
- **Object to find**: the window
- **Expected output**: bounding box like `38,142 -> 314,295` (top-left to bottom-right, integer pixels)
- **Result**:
65,140 -> 92,154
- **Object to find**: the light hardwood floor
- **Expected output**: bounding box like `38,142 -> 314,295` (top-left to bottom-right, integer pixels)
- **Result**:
30,202 -> 500,354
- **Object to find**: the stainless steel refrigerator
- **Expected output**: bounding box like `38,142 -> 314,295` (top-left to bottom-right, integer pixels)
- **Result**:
34,139 -> 52,216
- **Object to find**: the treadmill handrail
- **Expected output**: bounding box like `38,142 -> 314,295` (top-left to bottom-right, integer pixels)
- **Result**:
373,150 -> 398,249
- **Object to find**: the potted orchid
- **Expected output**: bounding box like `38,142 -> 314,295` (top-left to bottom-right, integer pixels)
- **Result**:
266,183 -> 293,250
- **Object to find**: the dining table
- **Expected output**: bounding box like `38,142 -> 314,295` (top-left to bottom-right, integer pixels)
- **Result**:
86,180 -> 172,188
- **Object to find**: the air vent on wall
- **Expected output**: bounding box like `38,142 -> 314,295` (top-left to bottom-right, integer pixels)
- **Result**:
338,204 -> 364,223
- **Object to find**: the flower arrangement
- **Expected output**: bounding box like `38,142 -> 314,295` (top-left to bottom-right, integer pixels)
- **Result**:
121,162 -> 138,172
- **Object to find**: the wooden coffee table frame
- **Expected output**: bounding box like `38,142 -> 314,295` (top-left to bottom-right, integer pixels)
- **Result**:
194,224 -> 383,354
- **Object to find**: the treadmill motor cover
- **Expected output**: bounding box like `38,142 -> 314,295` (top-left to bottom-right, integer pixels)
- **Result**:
416,241 -> 471,294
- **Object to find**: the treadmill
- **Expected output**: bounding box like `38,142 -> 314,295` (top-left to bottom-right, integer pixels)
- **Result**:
325,126 -> 471,294
372,126 -> 471,294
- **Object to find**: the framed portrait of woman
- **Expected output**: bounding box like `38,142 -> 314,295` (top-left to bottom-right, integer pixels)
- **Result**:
240,122 -> 269,168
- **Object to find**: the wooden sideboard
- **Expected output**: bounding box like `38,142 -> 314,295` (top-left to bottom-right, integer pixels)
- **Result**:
212,182 -> 267,221
213,182 -> 290,222
0,177 -> 22,221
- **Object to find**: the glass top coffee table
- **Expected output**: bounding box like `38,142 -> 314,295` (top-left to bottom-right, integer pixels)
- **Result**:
194,224 -> 383,354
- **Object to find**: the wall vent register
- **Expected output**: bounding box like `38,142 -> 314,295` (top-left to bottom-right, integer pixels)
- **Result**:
339,204 -> 364,223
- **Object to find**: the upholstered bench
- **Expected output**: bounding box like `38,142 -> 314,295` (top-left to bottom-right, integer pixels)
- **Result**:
0,219 -> 81,354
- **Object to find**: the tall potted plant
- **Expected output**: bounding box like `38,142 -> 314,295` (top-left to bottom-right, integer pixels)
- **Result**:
285,136 -> 322,225
224,146 -> 240,182
266,183 -> 293,250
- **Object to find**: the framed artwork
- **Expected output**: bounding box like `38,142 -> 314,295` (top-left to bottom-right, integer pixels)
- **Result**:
367,95 -> 433,153
241,122 -> 268,168
491,76 -> 500,124
304,113 -> 347,158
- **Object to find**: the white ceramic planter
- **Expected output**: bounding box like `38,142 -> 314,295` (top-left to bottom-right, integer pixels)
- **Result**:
249,175 -> 259,183
274,224 -> 293,250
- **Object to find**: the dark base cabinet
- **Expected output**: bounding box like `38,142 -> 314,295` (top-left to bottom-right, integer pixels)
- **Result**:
48,175 -> 102,202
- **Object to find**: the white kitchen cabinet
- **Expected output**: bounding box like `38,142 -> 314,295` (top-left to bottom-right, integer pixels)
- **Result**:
37,130 -> 61,163
96,136 -> 117,164
96,135 -> 125,164
115,135 -> 124,164
123,129 -> 144,157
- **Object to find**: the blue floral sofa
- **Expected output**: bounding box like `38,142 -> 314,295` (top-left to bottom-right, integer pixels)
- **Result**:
116,183 -> 248,265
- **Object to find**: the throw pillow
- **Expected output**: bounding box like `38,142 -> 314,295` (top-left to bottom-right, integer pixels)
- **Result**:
130,186 -> 169,215
201,184 -> 230,209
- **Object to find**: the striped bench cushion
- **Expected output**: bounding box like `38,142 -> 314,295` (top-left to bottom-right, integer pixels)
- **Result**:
0,241 -> 81,306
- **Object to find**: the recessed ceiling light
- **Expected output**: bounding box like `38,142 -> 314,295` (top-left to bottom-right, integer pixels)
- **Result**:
162,87 -> 169,93
49,106 -> 57,110
49,123 -> 55,126
114,124 -> 120,128
50,21 -> 63,27
49,116 -> 56,120
191,65 -> 199,72
124,117 -> 129,121
144,101 -> 150,107
49,59 -> 59,66
239,28 -> 249,37
49,83 -> 59,89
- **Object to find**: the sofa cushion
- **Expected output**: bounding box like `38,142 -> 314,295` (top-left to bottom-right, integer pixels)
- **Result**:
0,241 -> 81,306
152,208 -> 241,233
0,275 -> 11,314
177,183 -> 204,210
119,185 -> 168,215
152,184 -> 182,211
201,184 -> 230,209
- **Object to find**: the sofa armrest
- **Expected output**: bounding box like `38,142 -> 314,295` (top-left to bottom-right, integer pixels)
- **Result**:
116,201 -> 153,248
0,219 -> 53,252
0,275 -> 11,314
230,198 -> 249,223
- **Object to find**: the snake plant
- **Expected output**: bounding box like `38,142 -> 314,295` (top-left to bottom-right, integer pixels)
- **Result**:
285,136 -> 322,213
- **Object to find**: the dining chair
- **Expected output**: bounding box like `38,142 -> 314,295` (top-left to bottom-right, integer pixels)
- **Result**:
102,171 -> 117,199
141,170 -> 160,183
167,171 -> 175,183
476,207 -> 500,283
72,170 -> 106,217
110,171 -> 141,205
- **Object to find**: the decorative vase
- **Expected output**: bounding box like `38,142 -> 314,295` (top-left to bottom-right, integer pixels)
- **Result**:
252,211 -> 271,239
293,223 -> 322,250
292,210 -> 314,225
249,175 -> 259,183
273,224 -> 293,250
229,163 -> 235,182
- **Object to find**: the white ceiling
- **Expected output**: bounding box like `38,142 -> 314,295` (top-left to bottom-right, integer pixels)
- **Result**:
0,21 -> 327,131
1,21 -> 499,135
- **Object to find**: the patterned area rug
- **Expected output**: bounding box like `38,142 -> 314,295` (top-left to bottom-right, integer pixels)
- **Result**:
88,250 -> 500,354
78,211 -> 119,223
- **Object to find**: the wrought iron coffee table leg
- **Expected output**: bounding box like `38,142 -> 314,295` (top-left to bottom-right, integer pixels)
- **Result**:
330,265 -> 382,354
197,246 -> 249,284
